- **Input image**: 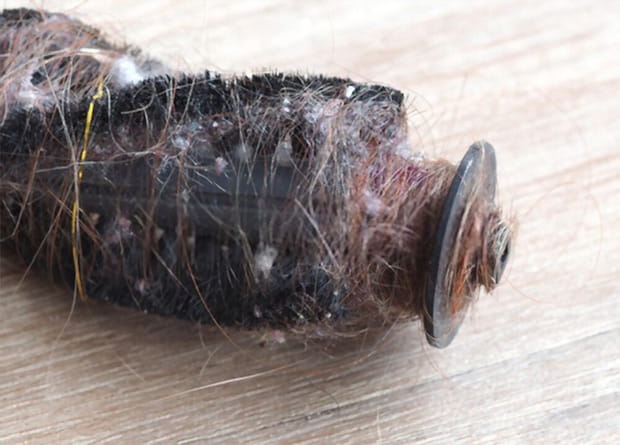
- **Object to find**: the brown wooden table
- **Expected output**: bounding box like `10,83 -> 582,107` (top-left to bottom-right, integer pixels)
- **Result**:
1,1 -> 618,443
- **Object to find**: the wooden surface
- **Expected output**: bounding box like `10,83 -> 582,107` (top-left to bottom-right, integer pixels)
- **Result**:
1,0 -> 618,443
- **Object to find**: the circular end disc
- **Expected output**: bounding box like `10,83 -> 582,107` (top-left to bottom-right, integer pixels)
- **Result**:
424,140 -> 497,348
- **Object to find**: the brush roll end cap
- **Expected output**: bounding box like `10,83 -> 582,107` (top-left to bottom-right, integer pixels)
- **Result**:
424,140 -> 499,348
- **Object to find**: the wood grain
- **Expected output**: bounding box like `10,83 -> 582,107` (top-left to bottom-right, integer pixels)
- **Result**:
1,0 -> 618,443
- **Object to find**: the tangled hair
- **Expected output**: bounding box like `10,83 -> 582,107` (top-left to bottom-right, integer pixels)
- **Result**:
0,9 -> 513,345
0,8 -> 166,121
